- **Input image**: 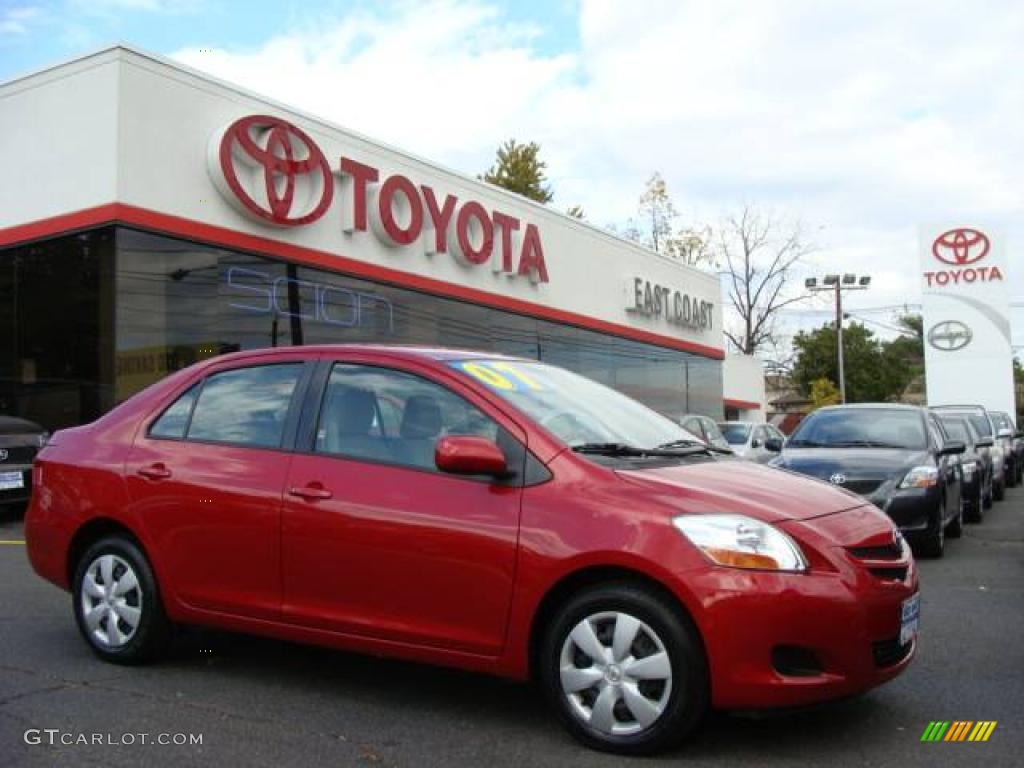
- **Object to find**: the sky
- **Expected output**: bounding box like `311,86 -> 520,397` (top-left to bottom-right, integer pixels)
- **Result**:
2,0 -> 1022,360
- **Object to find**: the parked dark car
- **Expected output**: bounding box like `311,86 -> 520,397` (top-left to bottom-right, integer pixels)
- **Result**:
0,414 -> 48,508
932,405 -> 1007,500
990,411 -> 1021,487
932,412 -> 993,521
770,404 -> 964,557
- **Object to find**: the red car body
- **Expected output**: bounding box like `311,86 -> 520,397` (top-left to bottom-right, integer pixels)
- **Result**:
26,345 -> 917,711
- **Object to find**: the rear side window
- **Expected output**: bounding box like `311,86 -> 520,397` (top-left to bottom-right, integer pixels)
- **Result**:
149,384 -> 200,439
186,364 -> 303,449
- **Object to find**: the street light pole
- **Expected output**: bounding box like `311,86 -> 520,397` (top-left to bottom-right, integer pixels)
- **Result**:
836,278 -> 845,403
805,273 -> 871,404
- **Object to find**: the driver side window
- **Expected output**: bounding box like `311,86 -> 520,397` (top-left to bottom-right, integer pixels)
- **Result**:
314,363 -> 502,472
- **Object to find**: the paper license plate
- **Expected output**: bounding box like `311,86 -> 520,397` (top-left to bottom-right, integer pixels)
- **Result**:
0,471 -> 24,491
899,592 -> 920,646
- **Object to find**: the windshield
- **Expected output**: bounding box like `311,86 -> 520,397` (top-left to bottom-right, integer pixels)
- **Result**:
937,417 -> 969,443
719,423 -> 751,445
448,359 -> 701,449
788,408 -> 927,450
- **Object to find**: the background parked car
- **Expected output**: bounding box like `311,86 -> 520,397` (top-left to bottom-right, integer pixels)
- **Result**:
718,421 -> 786,463
0,413 -> 48,510
770,404 -> 964,557
932,412 -> 993,521
679,414 -> 732,452
932,405 -> 1008,500
990,411 -> 1021,487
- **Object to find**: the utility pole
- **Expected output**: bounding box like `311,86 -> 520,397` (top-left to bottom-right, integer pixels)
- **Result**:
805,273 -> 871,403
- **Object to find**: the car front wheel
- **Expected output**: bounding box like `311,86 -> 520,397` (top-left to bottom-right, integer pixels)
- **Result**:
539,583 -> 709,755
72,535 -> 170,664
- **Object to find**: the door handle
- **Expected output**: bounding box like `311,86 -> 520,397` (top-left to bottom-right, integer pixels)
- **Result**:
288,484 -> 332,501
138,463 -> 172,480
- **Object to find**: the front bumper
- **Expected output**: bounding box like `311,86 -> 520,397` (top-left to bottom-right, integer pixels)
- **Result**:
865,485 -> 940,535
681,516 -> 918,710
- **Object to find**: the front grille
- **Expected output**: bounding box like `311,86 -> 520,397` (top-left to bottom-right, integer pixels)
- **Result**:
841,479 -> 883,496
872,637 -> 913,668
0,442 -> 38,465
848,542 -> 903,560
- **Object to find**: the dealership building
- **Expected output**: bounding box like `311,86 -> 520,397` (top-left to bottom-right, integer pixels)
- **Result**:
0,46 -> 762,434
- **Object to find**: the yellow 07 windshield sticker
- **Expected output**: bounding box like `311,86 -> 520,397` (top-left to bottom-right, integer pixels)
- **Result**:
455,361 -> 544,391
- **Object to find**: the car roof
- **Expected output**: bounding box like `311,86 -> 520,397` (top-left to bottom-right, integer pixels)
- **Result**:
197,344 -> 529,366
813,403 -> 924,412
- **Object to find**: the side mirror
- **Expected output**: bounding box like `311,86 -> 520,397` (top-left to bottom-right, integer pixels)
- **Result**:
750,438 -> 762,448
976,437 -> 994,448
764,437 -> 783,452
939,440 -> 966,456
435,435 -> 509,477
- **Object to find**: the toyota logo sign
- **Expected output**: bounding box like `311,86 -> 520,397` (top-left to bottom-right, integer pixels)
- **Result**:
210,115 -> 334,227
927,320 -> 973,352
932,228 -> 990,266
829,473 -> 846,486
0,449 -> 7,462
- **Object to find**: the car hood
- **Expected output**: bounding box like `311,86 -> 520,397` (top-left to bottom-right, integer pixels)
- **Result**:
0,414 -> 45,435
774,447 -> 928,482
616,459 -> 865,524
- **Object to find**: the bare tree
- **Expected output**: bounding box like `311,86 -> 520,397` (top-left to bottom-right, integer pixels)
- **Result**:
717,205 -> 812,355
622,173 -> 715,267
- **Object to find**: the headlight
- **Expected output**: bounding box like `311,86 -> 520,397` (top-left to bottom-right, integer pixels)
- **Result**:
37,432 -> 50,449
899,465 -> 938,489
672,514 -> 808,572
961,461 -> 976,478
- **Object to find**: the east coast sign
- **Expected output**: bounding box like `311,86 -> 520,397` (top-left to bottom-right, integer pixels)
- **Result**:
208,115 -> 549,284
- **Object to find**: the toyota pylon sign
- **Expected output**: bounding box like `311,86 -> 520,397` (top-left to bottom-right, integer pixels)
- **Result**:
919,224 -> 1014,415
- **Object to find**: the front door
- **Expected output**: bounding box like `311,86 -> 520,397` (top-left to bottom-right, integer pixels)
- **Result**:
281,360 -> 525,656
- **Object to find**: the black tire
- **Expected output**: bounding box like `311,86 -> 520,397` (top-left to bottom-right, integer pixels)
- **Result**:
72,535 -> 170,664
917,501 -> 945,559
966,480 -> 984,523
539,582 -> 709,755
994,476 -> 1005,501
946,497 -> 963,538
983,470 -> 994,510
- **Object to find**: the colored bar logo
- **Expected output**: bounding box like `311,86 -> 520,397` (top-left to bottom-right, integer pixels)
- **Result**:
921,721 -> 997,742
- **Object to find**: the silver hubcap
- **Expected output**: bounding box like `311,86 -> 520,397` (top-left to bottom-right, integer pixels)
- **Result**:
559,611 -> 673,736
80,554 -> 142,648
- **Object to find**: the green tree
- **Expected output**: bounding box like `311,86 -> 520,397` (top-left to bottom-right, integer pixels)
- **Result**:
809,377 -> 841,409
881,313 -> 925,396
481,139 -> 553,203
791,322 -> 914,403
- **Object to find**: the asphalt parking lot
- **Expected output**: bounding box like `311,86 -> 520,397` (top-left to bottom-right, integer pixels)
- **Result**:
2,489 -> 1022,768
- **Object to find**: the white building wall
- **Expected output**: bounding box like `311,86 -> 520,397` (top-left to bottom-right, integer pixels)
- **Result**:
722,354 -> 767,419
0,54 -> 120,229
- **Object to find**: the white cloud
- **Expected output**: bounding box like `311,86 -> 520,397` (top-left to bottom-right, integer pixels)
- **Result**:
0,5 -> 41,36
170,0 -> 1024,346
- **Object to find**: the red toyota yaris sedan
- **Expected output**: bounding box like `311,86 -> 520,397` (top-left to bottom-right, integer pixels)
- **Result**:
25,346 -> 918,754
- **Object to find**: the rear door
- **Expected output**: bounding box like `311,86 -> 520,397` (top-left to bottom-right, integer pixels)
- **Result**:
125,358 -> 312,621
281,358 -> 526,655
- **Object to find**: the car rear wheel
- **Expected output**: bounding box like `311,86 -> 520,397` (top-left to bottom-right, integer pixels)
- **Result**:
72,536 -> 170,664
994,476 -> 1005,501
539,583 -> 708,755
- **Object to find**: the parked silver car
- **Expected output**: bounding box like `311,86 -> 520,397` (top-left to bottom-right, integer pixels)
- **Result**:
718,420 -> 786,463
